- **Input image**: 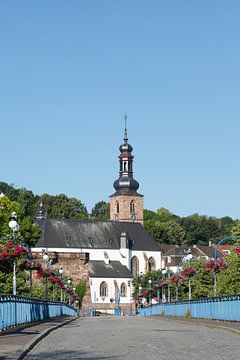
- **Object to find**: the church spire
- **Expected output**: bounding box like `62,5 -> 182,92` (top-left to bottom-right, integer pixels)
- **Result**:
109,118 -> 144,225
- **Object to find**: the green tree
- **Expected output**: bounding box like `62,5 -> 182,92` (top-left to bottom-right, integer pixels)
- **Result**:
217,250 -> 240,295
75,280 -> 87,308
91,201 -> 110,220
41,193 -> 88,220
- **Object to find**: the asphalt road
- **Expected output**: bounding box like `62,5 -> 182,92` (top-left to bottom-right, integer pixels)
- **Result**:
25,316 -> 240,360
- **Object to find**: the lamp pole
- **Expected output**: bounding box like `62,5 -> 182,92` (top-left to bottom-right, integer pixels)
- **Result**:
43,249 -> 49,300
148,279 -> 152,305
162,269 -> 167,303
213,235 -> 240,298
67,279 -> 71,305
59,267 -> 64,302
8,212 -> 20,296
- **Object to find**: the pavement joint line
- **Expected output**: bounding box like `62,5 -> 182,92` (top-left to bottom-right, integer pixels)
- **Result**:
13,316 -> 79,360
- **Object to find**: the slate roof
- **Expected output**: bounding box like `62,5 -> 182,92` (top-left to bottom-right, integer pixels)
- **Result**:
88,260 -> 133,278
35,219 -> 161,251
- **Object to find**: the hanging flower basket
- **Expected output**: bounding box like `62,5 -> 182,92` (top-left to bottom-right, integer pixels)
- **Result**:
170,274 -> 186,285
236,246 -> 240,255
181,267 -> 197,278
205,258 -> 227,272
19,259 -> 42,271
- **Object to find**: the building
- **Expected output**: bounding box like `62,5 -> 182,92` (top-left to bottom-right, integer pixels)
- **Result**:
32,127 -> 162,314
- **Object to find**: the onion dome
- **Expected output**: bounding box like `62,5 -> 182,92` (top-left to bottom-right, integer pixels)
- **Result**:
111,121 -> 141,196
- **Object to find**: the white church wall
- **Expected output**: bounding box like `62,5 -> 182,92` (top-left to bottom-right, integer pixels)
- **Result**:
90,277 -> 131,305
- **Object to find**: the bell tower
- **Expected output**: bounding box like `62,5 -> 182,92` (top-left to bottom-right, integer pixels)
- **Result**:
109,118 -> 144,225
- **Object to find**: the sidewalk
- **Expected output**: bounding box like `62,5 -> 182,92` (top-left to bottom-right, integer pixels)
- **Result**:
151,315 -> 240,334
0,316 -> 77,360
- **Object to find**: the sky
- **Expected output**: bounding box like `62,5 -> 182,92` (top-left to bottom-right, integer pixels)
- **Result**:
1,1 -> 240,219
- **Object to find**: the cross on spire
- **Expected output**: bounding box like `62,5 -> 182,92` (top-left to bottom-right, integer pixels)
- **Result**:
124,114 -> 128,143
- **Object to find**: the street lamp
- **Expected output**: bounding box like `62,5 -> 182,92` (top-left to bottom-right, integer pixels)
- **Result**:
162,269 -> 167,303
59,267 -> 64,302
183,249 -> 193,301
42,249 -> 49,300
213,235 -> 240,298
148,279 -> 152,305
67,279 -> 71,305
8,212 -> 19,295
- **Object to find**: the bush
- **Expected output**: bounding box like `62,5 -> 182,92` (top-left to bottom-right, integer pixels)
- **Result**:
185,309 -> 191,318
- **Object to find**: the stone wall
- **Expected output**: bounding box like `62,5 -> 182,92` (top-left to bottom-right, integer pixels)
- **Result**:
110,195 -> 144,225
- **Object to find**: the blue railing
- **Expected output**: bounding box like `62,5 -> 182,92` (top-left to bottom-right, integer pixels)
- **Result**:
0,294 -> 77,331
138,294 -> 240,321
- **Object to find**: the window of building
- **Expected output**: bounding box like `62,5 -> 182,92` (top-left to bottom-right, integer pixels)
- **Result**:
131,256 -> 139,276
100,281 -> 108,297
130,200 -> 135,213
116,200 -> 119,213
120,283 -> 127,297
148,257 -> 156,272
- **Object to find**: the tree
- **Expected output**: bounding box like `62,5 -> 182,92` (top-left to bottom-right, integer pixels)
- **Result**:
41,193 -> 88,220
91,201 -> 110,220
217,250 -> 240,295
0,195 -> 41,246
75,280 -> 87,308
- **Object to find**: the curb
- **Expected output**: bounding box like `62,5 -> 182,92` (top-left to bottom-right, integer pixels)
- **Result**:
14,316 -> 79,360
151,316 -> 240,335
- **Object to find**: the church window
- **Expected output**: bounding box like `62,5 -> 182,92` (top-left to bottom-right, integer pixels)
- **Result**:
124,161 -> 127,171
100,281 -> 108,297
148,257 -> 156,272
116,201 -> 119,213
130,200 -> 135,213
120,283 -> 127,297
131,256 -> 139,276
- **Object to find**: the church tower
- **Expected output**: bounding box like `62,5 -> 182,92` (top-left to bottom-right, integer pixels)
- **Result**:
109,122 -> 144,225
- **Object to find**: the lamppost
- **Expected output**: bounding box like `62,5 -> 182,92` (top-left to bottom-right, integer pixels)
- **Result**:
42,249 -> 49,300
67,279 -> 71,305
8,212 -> 19,296
183,248 -> 193,301
213,235 -> 240,298
162,269 -> 167,302
148,279 -> 152,305
59,267 -> 64,302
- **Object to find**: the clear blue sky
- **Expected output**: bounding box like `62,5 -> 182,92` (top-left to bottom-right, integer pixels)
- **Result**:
1,1 -> 240,218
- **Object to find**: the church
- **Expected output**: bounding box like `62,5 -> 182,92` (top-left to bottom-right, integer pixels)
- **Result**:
32,127 -> 162,314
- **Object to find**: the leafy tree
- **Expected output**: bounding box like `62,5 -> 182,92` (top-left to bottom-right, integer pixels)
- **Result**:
0,195 -> 41,246
75,280 -> 87,308
91,201 -> 110,220
143,209 -> 158,221
217,250 -> 240,295
41,193 -> 88,220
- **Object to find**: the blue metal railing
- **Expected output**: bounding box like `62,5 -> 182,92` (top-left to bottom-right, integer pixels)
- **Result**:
0,294 -> 77,330
138,294 -> 240,321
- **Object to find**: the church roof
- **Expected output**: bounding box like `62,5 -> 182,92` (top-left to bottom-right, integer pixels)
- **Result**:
88,260 -> 133,278
35,219 -> 161,251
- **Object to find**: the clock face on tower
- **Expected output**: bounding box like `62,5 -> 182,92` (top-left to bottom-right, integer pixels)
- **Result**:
115,215 -> 119,221
131,214 -> 136,222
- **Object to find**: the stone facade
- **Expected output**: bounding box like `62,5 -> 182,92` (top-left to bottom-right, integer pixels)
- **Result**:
109,195 -> 144,226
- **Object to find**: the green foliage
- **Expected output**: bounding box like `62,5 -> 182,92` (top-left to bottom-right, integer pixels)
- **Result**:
0,196 -> 41,247
41,193 -> 88,220
132,270 -> 162,297
91,201 -> 110,220
75,280 -> 87,308
217,250 -> 240,295
185,309 -> 191,318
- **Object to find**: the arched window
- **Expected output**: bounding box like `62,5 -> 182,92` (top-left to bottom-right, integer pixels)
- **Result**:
120,283 -> 127,297
100,281 -> 108,297
116,200 -> 119,213
131,256 -> 139,276
124,162 -> 127,171
130,200 -> 135,213
148,257 -> 156,272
